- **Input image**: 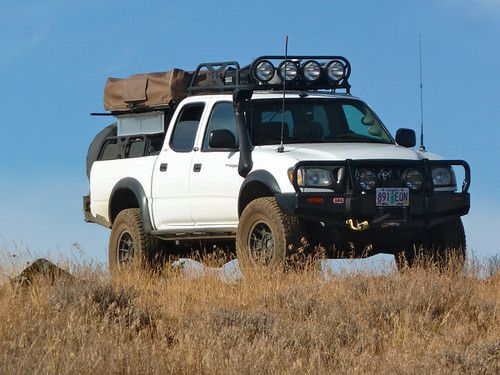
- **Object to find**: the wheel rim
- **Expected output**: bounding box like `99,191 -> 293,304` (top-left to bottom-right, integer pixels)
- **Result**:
248,221 -> 274,264
117,230 -> 134,264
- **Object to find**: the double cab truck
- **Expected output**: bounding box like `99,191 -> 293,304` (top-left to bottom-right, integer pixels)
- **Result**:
84,55 -> 471,272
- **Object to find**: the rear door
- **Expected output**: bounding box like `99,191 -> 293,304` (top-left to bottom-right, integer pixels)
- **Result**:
151,102 -> 206,229
190,101 -> 241,226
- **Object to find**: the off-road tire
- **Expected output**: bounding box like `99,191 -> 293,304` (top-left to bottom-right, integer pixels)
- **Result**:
236,197 -> 304,272
108,208 -> 161,274
395,217 -> 466,271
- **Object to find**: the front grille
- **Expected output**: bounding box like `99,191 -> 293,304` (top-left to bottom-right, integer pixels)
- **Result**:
354,166 -> 425,189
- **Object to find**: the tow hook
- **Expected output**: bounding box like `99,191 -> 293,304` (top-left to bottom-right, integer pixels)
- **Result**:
345,219 -> 369,231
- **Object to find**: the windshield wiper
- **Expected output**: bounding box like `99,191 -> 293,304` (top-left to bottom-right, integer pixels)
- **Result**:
327,134 -> 390,144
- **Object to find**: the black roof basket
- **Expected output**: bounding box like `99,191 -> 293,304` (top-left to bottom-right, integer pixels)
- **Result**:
187,55 -> 351,95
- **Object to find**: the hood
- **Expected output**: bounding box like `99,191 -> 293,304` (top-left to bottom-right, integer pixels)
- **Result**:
255,143 -> 443,162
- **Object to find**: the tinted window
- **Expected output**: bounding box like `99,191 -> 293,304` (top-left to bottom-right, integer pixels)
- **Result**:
170,104 -> 205,152
250,99 -> 392,145
251,105 -> 294,146
202,102 -> 238,150
341,103 -> 391,142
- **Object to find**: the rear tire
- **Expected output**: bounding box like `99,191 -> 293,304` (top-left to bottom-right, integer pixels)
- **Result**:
236,197 -> 304,272
108,208 -> 162,274
395,217 -> 466,271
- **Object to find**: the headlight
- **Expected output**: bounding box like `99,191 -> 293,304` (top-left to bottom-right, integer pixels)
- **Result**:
357,169 -> 378,191
278,61 -> 299,82
326,60 -> 345,81
432,167 -> 456,186
253,60 -> 275,82
302,60 -> 322,81
289,167 -> 333,187
402,169 -> 423,190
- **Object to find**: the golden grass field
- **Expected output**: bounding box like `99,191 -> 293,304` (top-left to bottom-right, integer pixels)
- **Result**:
0,254 -> 499,375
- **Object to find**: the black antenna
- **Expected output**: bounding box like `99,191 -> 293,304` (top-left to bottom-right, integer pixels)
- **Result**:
418,33 -> 426,151
277,35 -> 288,153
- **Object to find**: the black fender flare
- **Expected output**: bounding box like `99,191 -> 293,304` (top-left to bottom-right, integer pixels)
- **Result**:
108,177 -> 153,233
238,170 -> 281,216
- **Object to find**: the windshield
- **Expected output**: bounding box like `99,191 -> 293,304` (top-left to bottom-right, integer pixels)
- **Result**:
249,98 -> 393,145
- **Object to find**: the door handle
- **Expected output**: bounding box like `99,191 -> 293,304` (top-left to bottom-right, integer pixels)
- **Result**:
193,163 -> 202,172
159,163 -> 168,172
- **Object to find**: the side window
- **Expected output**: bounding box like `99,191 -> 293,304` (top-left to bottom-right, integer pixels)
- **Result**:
202,102 -> 238,150
170,104 -> 205,152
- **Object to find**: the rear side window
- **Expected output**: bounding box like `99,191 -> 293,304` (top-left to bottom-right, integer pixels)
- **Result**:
202,102 -> 238,150
170,104 -> 205,152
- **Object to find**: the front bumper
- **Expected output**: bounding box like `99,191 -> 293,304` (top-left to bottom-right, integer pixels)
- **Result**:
276,190 -> 470,229
278,158 -> 471,230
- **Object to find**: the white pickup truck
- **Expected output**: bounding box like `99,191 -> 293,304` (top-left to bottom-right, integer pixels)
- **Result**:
84,56 -> 471,272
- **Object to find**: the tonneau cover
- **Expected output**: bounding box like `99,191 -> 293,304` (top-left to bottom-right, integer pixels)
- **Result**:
103,69 -> 191,111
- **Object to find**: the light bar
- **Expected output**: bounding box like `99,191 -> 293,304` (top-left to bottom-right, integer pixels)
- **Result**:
252,57 -> 349,86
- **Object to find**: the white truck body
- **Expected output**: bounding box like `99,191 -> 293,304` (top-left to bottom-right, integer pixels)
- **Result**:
85,55 -> 470,270
89,92 -> 444,235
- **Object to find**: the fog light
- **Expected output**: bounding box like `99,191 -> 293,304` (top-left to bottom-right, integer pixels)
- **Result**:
402,169 -> 423,190
357,169 -> 378,191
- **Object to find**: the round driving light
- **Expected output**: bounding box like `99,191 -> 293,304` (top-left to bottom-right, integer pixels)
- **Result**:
326,60 -> 345,81
402,169 -> 423,190
302,60 -> 322,81
432,167 -> 453,186
278,61 -> 299,81
254,60 -> 275,82
357,169 -> 378,191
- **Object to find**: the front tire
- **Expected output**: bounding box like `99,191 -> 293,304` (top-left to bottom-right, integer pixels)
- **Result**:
236,197 -> 303,272
108,208 -> 161,274
395,217 -> 466,271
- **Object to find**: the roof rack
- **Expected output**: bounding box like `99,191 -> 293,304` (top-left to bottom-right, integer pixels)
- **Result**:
187,55 -> 351,95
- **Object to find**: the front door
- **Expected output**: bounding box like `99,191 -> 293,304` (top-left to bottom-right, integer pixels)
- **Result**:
190,101 -> 242,226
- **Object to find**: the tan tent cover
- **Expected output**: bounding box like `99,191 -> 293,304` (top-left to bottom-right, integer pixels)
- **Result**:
103,69 -> 191,111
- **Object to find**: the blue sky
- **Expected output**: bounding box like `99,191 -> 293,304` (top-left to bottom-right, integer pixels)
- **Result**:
0,0 -> 499,263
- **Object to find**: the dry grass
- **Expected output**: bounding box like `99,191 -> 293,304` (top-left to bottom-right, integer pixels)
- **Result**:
0,257 -> 499,375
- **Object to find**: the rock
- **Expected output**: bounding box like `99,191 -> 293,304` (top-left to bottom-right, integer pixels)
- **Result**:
10,258 -> 74,287
171,258 -> 243,282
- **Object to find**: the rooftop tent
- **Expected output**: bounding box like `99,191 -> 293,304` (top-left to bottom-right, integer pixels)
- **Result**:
103,69 -> 191,112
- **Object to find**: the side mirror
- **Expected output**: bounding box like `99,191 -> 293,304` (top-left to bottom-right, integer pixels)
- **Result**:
396,128 -> 416,148
209,129 -> 237,149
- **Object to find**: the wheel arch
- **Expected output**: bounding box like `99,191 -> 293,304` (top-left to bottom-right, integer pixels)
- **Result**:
108,178 -> 153,232
238,170 -> 281,217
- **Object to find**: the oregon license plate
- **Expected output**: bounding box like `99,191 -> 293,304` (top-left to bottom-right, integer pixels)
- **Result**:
376,188 -> 409,207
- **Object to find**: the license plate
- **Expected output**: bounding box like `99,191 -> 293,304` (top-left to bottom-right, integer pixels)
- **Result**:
376,188 -> 409,207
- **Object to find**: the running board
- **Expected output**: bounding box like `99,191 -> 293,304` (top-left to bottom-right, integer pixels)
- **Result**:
151,229 -> 236,241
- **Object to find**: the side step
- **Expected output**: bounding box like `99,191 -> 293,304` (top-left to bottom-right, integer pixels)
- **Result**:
151,228 -> 236,241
